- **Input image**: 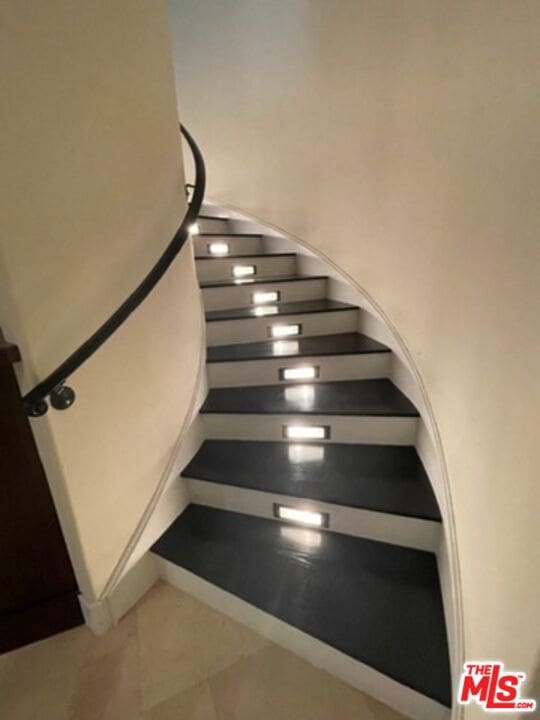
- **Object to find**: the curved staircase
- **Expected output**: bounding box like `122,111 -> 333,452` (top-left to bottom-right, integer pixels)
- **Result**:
152,210 -> 452,719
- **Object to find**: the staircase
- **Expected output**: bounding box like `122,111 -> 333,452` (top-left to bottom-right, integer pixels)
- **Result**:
152,211 -> 452,719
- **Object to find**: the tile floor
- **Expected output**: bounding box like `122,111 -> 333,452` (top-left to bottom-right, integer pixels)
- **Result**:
0,581 -> 407,719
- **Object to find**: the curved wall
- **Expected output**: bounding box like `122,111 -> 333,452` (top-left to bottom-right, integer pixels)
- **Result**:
168,0 -> 540,709
1,0 -> 203,599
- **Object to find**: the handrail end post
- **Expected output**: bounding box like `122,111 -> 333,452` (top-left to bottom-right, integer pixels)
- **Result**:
50,384 -> 76,411
25,397 -> 49,417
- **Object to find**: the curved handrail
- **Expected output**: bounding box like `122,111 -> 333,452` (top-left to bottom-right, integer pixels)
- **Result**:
23,125 -> 205,417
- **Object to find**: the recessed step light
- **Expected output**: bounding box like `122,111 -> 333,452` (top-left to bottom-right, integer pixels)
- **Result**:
207,242 -> 230,256
273,503 -> 329,528
252,290 -> 280,305
189,222 -> 200,235
283,424 -> 330,440
232,264 -> 256,278
268,323 -> 302,338
279,365 -> 319,381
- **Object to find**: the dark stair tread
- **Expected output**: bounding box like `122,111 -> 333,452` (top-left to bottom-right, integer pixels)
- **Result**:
207,332 -> 389,362
152,505 -> 451,706
195,252 -> 296,260
200,274 -> 326,289
183,440 -> 441,521
201,379 -> 419,417
205,298 -> 357,322
198,214 -> 228,220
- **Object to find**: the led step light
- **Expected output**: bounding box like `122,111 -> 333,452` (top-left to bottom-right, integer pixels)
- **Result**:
274,503 -> 329,528
207,242 -> 230,256
279,365 -> 319,381
232,264 -> 256,278
268,323 -> 301,338
283,424 -> 330,440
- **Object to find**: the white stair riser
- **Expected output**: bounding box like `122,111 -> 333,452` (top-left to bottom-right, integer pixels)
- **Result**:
206,309 -> 359,345
186,478 -> 441,552
194,235 -> 263,257
207,352 -> 391,387
196,254 -> 296,283
197,218 -> 230,233
202,413 -> 418,445
157,559 -> 450,720
202,277 -> 326,311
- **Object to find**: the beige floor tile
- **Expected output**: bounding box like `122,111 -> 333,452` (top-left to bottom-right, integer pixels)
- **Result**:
0,625 -> 92,720
137,582 -> 267,711
84,610 -> 138,664
209,643 -> 407,720
142,681 -> 217,720
0,581 -> 408,720
363,693 -> 411,720
0,605 -> 138,720
67,630 -> 140,720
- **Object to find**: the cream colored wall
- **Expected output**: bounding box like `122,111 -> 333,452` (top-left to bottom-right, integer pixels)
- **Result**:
168,0 -> 540,708
0,0 -> 202,599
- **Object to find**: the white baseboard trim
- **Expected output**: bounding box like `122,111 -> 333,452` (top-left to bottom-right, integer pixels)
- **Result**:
79,594 -> 114,635
157,556 -> 451,720
107,552 -> 159,624
80,552 -> 159,634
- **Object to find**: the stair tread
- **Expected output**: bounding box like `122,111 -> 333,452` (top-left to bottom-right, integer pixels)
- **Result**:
183,440 -> 441,520
152,505 -> 451,706
195,252 -> 295,260
207,332 -> 389,362
200,274 -> 326,289
201,378 -> 418,417
205,298 -> 356,322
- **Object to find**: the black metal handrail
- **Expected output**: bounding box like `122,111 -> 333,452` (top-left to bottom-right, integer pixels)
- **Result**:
23,125 -> 205,417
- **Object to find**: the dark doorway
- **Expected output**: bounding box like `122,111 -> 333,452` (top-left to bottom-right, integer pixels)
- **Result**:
0,329 -> 83,653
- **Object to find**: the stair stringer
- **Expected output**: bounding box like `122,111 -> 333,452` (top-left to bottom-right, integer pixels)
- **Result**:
201,198 -> 465,720
81,236 -> 209,630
